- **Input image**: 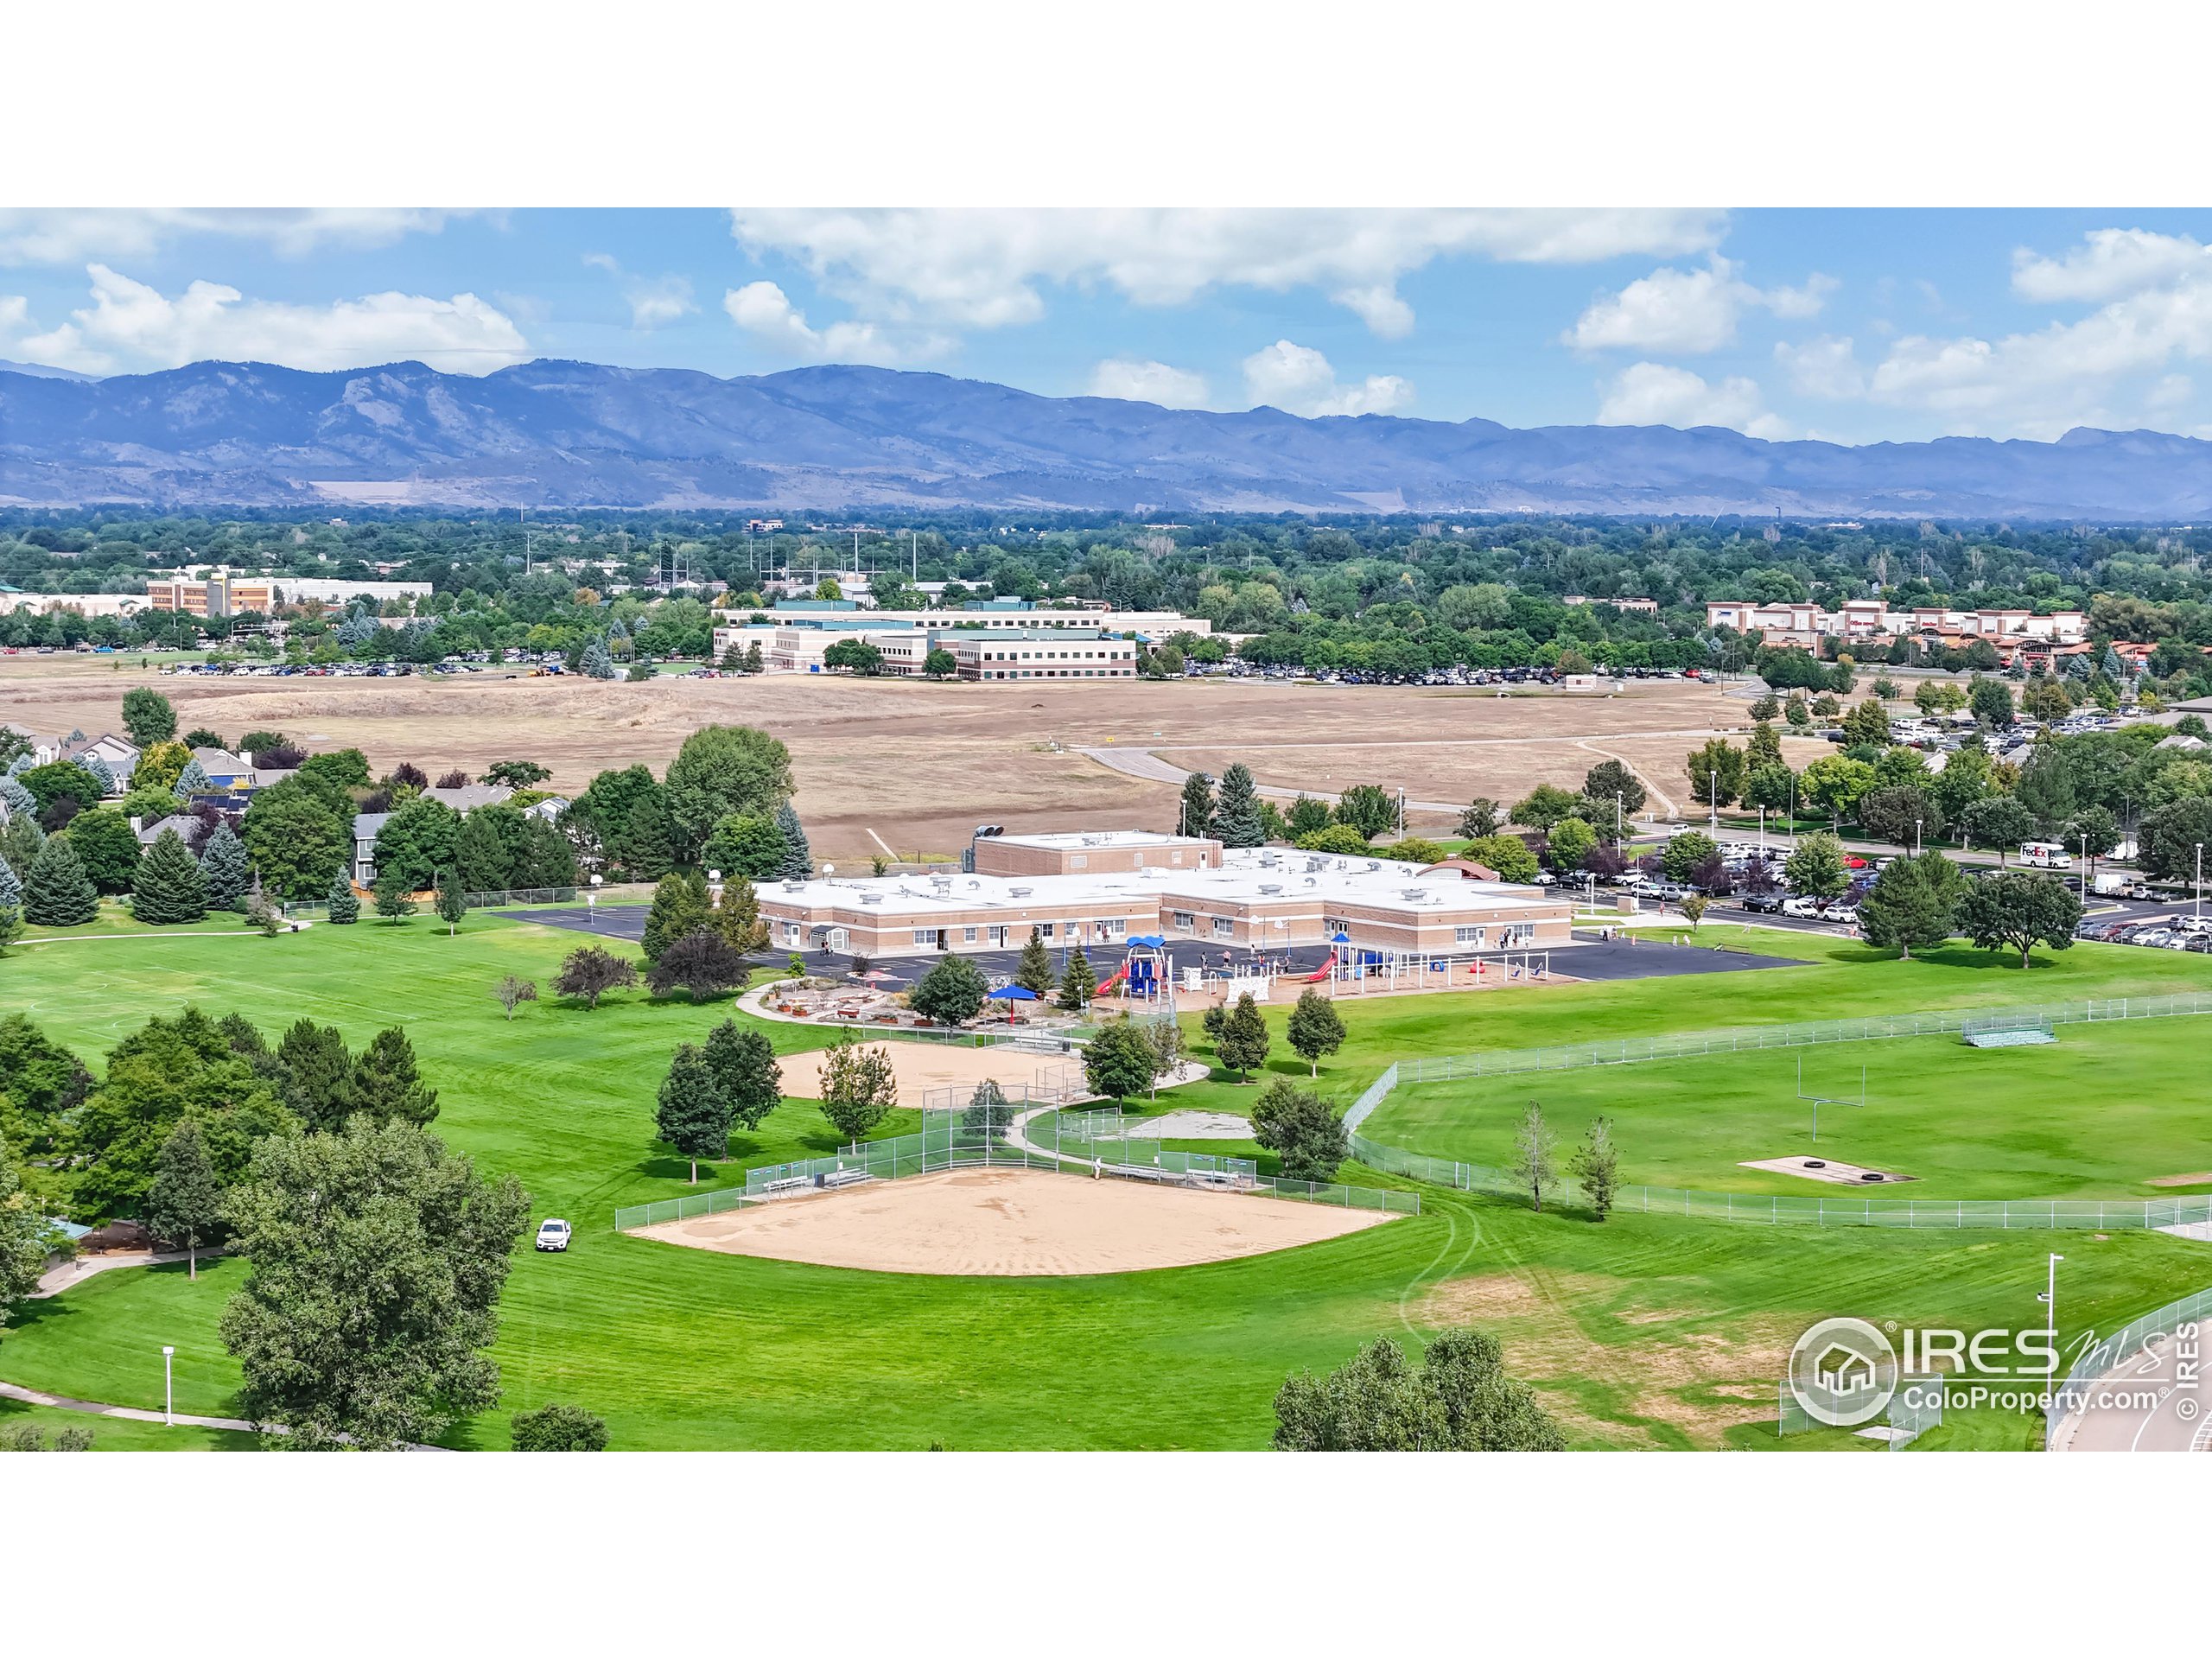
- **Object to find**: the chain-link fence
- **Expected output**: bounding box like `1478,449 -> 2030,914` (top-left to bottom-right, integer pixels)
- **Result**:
613,1101 -> 1418,1228
1777,1374 -> 1946,1447
2045,1282 -> 2212,1448
1401,992 -> 2212,1084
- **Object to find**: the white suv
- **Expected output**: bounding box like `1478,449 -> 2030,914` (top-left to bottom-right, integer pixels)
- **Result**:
534,1218 -> 572,1253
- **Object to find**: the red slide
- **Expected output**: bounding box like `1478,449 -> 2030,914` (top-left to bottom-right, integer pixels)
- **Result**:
1097,963 -> 1131,994
1300,950 -> 1338,982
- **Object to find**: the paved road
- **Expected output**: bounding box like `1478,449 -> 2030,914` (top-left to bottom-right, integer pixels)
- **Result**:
2052,1324 -> 2210,1452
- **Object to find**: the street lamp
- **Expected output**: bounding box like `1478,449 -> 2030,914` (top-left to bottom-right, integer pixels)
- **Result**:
2197,843 -> 2204,927
1709,768 -> 1718,832
2037,1254 -> 2065,1354
1915,818 -> 1923,855
162,1344 -> 175,1426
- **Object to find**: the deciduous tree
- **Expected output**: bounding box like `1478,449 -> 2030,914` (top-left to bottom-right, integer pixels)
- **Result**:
494,975 -> 537,1020
1956,871 -> 2083,968
817,1034 -> 897,1145
1216,992 -> 1270,1080
1566,1117 -> 1620,1220
218,1117 -> 529,1449
1510,1102 -> 1558,1212
1286,987 -> 1345,1077
645,928 -> 748,1000
1249,1077 -> 1347,1180
552,944 -> 638,1008
910,953 -> 988,1027
146,1118 -> 223,1277
702,1019 -> 781,1132
1082,1016 -> 1158,1105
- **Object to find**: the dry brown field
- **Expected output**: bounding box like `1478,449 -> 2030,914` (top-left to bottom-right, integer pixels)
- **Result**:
0,657 -> 1760,855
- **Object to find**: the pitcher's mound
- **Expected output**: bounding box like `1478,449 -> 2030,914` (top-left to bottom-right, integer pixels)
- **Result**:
634,1167 -> 1396,1276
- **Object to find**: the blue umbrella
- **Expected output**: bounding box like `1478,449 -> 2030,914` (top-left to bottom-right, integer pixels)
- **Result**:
987,985 -> 1039,1001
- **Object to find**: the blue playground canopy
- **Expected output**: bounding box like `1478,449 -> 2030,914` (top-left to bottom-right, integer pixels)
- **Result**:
987,985 -> 1039,1001
1126,934 -> 1167,948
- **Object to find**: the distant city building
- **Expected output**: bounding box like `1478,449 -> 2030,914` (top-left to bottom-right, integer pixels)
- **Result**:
13,593 -> 148,619
144,567 -> 432,616
1563,594 -> 1660,613
1704,600 -> 2088,653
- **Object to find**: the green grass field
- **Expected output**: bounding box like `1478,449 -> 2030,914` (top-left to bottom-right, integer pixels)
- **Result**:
4,914 -> 2210,1449
1371,1019 -> 2212,1199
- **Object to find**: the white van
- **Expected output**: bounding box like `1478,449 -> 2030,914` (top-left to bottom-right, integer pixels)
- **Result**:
2020,841 -> 2072,868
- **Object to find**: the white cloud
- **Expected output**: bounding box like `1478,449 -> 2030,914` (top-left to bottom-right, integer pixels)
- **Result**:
1087,358 -> 1211,409
0,209 -> 461,266
0,294 -> 26,333
1775,334 -> 1865,399
1568,256 -> 1835,353
1241,340 -> 1412,417
583,253 -> 696,329
2011,228 -> 2211,304
731,208 -> 1725,339
722,280 -> 928,365
19,264 -> 530,375
1596,361 -> 1789,439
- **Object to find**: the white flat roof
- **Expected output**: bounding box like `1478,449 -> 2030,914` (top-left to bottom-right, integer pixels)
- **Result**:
764,848 -> 1553,919
990,830 -> 1210,851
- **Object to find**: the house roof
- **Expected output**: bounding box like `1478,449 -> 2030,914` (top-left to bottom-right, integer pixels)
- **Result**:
421,784 -> 512,811
351,811 -> 392,842
190,747 -> 251,774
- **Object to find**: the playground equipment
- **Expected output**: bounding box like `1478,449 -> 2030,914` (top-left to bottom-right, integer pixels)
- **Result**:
1102,935 -> 1175,1007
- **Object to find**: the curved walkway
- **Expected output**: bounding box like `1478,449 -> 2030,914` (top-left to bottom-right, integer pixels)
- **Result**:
0,1378 -> 453,1450
2050,1326 -> 2211,1452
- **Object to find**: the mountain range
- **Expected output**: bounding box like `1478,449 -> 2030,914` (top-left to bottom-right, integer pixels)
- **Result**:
7,357 -> 2212,520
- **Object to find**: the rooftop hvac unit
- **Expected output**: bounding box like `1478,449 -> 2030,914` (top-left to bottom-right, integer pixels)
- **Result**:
1365,860 -> 1382,872
860,893 -> 884,905
1008,887 -> 1033,898
1258,883 -> 1282,895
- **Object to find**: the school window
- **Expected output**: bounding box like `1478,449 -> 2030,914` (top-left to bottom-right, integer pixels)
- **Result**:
1172,911 -> 1195,931
1502,924 -> 1535,946
1454,925 -> 1487,946
963,926 -> 977,943
1039,922 -> 1055,938
1324,915 -> 1351,936
912,929 -> 933,945
1211,916 -> 1235,938
1070,854 -> 1087,869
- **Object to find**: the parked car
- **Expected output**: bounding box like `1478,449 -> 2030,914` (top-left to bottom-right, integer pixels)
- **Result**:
534,1218 -> 572,1253
1782,895 -> 1825,918
1739,892 -> 1784,913
1819,901 -> 1859,923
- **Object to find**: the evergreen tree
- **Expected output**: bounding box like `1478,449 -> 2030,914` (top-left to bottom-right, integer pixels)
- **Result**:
742,641 -> 765,675
702,1018 -> 782,1132
656,1043 -> 732,1182
0,853 -> 19,912
22,834 -> 98,926
1014,926 -> 1054,995
130,826 -> 208,924
714,873 -> 769,953
276,1020 -> 355,1130
1056,944 -> 1097,1010
198,822 -> 251,910
0,773 -> 35,821
1216,992 -> 1271,1080
352,1027 -> 440,1127
1857,849 -> 1966,960
581,638 -> 617,680
325,870 -> 360,924
772,801 -> 813,878
1214,763 -> 1265,848
146,1119 -> 223,1278
434,868 -> 469,935
641,870 -> 711,962
1567,1118 -> 1621,1220
615,791 -> 677,880
171,758 -> 212,802
453,809 -> 512,893
1179,771 -> 1217,838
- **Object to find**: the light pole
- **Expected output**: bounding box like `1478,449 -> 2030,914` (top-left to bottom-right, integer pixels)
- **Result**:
2197,843 -> 2204,926
1709,768 -> 1717,832
162,1344 -> 175,1426
1915,818 -> 1923,855
2038,1254 -> 2064,1355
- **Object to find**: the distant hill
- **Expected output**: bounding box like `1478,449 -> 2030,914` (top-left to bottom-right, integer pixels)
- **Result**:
5,357 -> 2212,519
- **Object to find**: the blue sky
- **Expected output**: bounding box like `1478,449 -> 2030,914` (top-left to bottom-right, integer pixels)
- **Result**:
8,208 -> 2212,445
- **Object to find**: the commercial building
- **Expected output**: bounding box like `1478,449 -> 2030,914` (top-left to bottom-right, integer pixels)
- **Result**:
10,594 -> 149,619
753,833 -> 1573,961
710,601 -> 1205,676
1703,600 -> 2088,652
143,568 -> 432,616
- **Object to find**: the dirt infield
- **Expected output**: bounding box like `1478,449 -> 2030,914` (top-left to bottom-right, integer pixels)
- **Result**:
781,1042 -> 1082,1109
633,1166 -> 1395,1275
